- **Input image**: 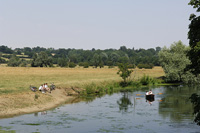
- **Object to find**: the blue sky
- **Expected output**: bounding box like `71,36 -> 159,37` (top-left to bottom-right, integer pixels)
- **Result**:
0,0 -> 197,50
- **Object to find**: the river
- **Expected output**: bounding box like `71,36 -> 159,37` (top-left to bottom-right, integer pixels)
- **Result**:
0,85 -> 200,133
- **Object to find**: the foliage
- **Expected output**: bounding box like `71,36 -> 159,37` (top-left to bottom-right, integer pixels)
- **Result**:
83,62 -> 89,68
117,92 -> 133,112
117,63 -> 133,86
188,0 -> 200,75
181,71 -> 200,84
58,57 -> 68,67
0,45 -> 162,68
7,54 -> 21,67
137,63 -> 154,69
68,62 -> 76,68
127,64 -> 136,69
0,45 -> 13,54
140,75 -> 160,85
85,83 -> 97,94
131,81 -> 142,88
20,59 -> 28,67
189,93 -> 200,125
31,51 -> 53,67
158,41 -> 191,82
188,0 -> 200,12
0,54 -> 6,63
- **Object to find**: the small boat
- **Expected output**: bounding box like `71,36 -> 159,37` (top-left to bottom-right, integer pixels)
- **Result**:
145,94 -> 155,101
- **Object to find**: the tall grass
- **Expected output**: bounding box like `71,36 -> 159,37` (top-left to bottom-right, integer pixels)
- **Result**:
140,75 -> 162,85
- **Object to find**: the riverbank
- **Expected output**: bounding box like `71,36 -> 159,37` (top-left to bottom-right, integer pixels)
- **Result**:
0,67 -> 165,118
0,87 -> 82,118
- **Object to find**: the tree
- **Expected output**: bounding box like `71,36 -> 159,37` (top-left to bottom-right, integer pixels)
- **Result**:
190,93 -> 200,125
31,51 -> 53,67
158,41 -> 191,82
68,62 -> 76,68
7,54 -> 21,67
188,1 -> 200,126
117,63 -> 133,87
92,53 -> 103,68
188,0 -> 200,75
0,45 -> 13,54
58,57 -> 68,67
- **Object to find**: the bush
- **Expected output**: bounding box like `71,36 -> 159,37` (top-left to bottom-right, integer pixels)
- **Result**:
7,55 -> 21,67
137,63 -> 154,69
69,62 -> 76,68
0,57 -> 6,63
119,81 -> 132,87
131,81 -> 142,88
128,64 -> 136,69
20,60 -> 28,67
58,57 -> 68,67
83,62 -> 89,68
140,75 -> 160,85
78,62 -> 84,67
182,72 -> 200,84
85,83 -> 97,94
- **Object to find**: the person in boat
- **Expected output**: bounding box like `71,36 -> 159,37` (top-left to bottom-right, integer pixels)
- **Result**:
149,90 -> 153,95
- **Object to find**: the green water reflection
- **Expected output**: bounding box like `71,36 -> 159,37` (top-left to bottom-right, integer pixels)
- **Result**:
117,92 -> 133,112
158,85 -> 200,122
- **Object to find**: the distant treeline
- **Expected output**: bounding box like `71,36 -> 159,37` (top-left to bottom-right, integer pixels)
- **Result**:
0,45 -> 161,68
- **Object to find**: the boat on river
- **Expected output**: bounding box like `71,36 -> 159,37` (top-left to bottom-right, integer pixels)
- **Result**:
145,94 -> 155,101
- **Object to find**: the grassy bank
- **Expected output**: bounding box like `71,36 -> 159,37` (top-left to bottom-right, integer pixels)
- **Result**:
0,66 -> 165,118
0,66 -> 164,94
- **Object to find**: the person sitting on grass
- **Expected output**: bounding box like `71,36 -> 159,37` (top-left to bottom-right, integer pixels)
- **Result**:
44,83 -> 51,93
39,84 -> 43,91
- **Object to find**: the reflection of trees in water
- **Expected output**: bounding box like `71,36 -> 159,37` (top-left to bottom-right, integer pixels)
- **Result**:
190,93 -> 200,126
117,92 -> 133,112
158,85 -> 200,122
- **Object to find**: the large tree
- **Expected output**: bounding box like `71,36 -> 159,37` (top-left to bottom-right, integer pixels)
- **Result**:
31,51 -> 53,67
158,41 -> 191,82
188,0 -> 200,75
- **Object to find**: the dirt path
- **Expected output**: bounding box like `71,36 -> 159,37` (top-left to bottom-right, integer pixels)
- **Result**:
0,87 -> 80,118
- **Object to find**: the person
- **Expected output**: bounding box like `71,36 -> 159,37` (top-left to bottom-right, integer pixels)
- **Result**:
149,90 -> 153,95
45,83 -> 48,89
39,84 -> 43,91
44,83 -> 51,93
146,91 -> 149,95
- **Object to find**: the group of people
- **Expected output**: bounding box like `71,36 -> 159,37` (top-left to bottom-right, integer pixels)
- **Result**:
146,90 -> 153,95
39,83 -> 51,93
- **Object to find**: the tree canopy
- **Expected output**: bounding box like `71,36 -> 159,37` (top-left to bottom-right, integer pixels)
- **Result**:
159,41 -> 191,82
0,45 -> 161,68
188,0 -> 200,75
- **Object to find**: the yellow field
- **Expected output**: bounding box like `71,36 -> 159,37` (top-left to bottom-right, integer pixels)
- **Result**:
0,66 -> 165,94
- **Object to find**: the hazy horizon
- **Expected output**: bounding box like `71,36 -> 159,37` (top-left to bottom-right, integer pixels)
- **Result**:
0,0 -> 196,50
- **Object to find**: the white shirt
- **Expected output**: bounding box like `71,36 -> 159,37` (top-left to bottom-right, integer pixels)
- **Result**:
39,86 -> 43,90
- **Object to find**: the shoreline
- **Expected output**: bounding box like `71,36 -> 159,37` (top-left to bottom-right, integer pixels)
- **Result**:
0,87 -> 80,119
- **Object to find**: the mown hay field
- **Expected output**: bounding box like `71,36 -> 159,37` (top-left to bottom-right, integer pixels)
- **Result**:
0,66 -> 165,94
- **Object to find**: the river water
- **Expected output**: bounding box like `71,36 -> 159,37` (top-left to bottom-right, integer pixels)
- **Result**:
0,85 -> 200,133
